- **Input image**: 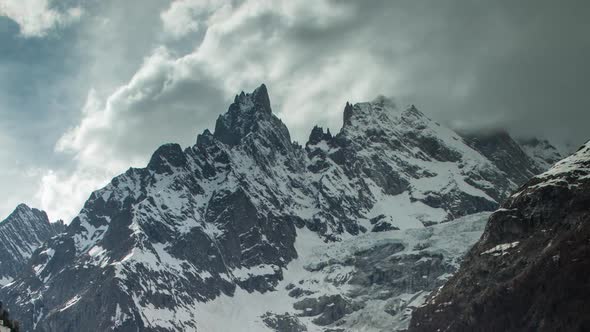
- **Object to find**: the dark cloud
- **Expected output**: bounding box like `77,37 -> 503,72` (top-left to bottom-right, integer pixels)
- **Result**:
331,0 -> 590,145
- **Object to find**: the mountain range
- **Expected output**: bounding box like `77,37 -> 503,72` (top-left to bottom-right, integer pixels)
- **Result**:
0,84 -> 577,332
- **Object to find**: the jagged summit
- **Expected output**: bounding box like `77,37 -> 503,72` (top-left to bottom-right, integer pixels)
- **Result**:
249,83 -> 272,114
342,99 -> 396,129
2,203 -> 47,226
342,96 -> 399,127
342,101 -> 354,126
306,125 -> 333,146
213,84 -> 278,146
14,202 -> 31,211
229,84 -> 272,115
0,204 -> 64,285
147,143 -> 187,174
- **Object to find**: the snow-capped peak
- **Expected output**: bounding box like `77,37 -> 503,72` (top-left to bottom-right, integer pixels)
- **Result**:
537,140 -> 590,181
0,204 -> 64,285
213,83 -> 278,146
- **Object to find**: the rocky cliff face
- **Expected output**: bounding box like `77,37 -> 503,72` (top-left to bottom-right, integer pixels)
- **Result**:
409,141 -> 590,332
0,204 -> 64,285
0,85 -> 557,332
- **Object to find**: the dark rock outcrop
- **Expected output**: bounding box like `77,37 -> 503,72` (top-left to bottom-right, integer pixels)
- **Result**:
262,312 -> 307,332
294,295 -> 363,326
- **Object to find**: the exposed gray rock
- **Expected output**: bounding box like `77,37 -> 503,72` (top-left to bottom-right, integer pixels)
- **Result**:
262,312 -> 307,332
0,204 -> 64,284
294,295 -> 363,326
369,215 -> 399,232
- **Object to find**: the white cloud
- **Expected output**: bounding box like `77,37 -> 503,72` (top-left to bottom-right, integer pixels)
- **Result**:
160,0 -> 225,39
36,169 -> 110,222
0,0 -> 82,37
34,0 -> 410,222
40,0 -> 583,223
36,47 -> 227,222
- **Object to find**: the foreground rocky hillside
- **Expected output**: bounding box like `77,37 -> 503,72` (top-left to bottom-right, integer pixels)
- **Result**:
409,141 -> 590,332
0,204 -> 64,285
0,85 -> 556,331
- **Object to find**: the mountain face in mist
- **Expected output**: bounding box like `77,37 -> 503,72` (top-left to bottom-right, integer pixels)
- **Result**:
0,85 -> 561,331
409,141 -> 590,332
517,137 -> 565,170
459,129 -> 544,186
0,204 -> 64,285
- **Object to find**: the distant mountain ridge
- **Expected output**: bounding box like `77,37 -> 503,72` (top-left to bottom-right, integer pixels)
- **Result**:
0,85 -> 563,331
0,204 -> 64,285
517,137 -> 565,170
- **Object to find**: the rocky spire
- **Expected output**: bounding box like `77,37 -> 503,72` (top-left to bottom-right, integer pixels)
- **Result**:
342,102 -> 354,126
251,83 -> 271,114
196,129 -> 214,148
307,125 -> 333,146
213,84 -> 275,146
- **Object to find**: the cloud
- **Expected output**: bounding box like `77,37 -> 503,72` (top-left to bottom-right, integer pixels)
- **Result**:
160,0 -> 225,39
0,0 -> 82,37
37,47 -> 228,222
0,132 -> 41,219
1,0 -> 587,221
56,48 -> 227,164
35,0 -> 408,221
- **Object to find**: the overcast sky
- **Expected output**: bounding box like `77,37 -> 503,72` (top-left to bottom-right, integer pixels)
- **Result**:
1,0 -> 589,222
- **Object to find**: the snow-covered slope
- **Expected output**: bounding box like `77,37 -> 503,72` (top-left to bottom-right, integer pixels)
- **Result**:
192,212 -> 490,332
306,99 -> 527,232
0,85 -> 551,332
0,204 -> 64,285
